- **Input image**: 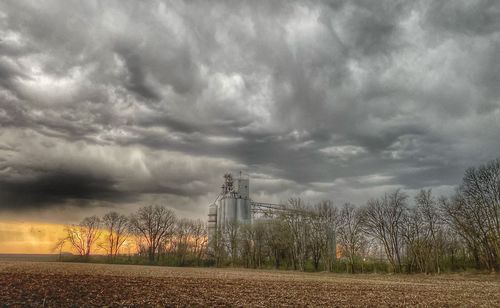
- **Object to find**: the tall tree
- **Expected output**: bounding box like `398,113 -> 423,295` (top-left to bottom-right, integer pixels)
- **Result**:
174,218 -> 192,265
282,198 -> 309,271
64,216 -> 102,258
401,205 -> 427,273
415,189 -> 442,273
265,218 -> 290,269
315,201 -> 338,272
129,205 -> 176,262
337,203 -> 364,273
223,221 -> 240,266
189,219 -> 208,265
308,214 -> 324,271
361,190 -> 407,273
101,211 -> 129,259
442,158 -> 500,272
239,223 -> 256,268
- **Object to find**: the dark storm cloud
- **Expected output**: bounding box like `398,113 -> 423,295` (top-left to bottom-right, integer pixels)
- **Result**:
0,0 -> 499,218
0,171 -> 132,209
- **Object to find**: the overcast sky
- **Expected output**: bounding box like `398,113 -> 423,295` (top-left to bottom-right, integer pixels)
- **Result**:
0,0 -> 499,223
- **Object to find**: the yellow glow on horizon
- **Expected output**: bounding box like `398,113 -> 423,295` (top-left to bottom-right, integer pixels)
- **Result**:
0,221 -> 207,256
0,221 -> 67,254
0,221 -> 139,255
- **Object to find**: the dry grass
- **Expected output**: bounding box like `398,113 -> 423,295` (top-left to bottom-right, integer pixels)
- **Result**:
0,261 -> 498,307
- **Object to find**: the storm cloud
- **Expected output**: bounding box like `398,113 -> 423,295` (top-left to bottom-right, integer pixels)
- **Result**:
0,0 -> 499,221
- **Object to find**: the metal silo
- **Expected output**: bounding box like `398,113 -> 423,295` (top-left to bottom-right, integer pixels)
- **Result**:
224,196 -> 237,225
244,198 -> 251,223
208,203 -> 217,243
236,198 -> 251,223
208,172 -> 252,242
218,198 -> 225,229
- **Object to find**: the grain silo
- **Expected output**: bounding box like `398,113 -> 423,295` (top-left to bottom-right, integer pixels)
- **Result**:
208,172 -> 251,243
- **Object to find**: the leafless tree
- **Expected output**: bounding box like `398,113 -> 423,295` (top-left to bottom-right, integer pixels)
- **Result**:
223,220 -> 240,266
210,226 -> 226,267
52,237 -> 67,261
129,205 -> 177,262
361,190 -> 407,272
315,201 -> 338,272
173,218 -> 192,265
308,214 -> 325,271
239,223 -> 256,268
64,216 -> 102,258
189,219 -> 208,265
441,158 -> 500,272
281,198 -> 310,271
415,189 -> 442,273
265,218 -> 290,269
252,221 -> 267,268
337,203 -> 364,273
101,211 -> 129,259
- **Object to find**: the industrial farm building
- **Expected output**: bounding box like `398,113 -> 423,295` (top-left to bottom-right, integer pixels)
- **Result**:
208,173 -> 285,242
207,172 -> 338,262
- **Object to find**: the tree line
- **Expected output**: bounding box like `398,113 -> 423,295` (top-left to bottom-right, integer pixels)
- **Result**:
56,158 -> 499,273
55,206 -> 208,266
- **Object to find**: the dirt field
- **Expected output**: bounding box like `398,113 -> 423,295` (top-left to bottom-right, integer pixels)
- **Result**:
0,261 -> 498,307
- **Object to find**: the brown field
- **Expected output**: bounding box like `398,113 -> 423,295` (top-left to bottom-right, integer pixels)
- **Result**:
0,261 -> 499,307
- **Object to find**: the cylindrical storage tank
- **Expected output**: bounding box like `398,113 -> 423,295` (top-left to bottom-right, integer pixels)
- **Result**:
224,197 -> 237,224
208,203 -> 217,226
236,198 -> 250,223
218,198 -> 225,229
208,203 -> 217,243
242,198 -> 251,223
236,198 -> 243,222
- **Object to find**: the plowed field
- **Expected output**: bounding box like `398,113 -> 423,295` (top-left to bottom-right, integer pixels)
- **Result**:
0,261 -> 498,307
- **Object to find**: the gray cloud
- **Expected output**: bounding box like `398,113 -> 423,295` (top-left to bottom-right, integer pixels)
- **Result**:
0,0 -> 499,220
426,0 -> 500,36
0,171 -> 133,209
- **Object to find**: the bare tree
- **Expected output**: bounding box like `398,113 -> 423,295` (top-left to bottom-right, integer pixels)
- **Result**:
309,215 -> 325,271
223,220 -> 240,266
101,211 -> 129,259
415,189 -> 442,273
361,190 -> 407,273
441,158 -> 500,272
52,237 -> 67,261
189,219 -> 208,265
239,223 -> 256,268
281,198 -> 311,271
315,201 -> 338,272
210,226 -> 226,267
337,203 -> 364,273
64,216 -> 102,258
401,205 -> 427,273
265,218 -> 290,269
173,218 -> 194,265
129,205 -> 177,262
252,221 -> 267,268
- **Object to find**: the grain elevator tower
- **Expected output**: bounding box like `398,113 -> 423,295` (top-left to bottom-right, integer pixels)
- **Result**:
208,172 -> 251,243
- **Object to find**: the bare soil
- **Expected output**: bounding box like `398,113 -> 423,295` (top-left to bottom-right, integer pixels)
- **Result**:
0,261 -> 498,307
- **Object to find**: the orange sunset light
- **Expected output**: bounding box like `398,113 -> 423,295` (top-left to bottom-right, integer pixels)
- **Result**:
0,221 -> 66,254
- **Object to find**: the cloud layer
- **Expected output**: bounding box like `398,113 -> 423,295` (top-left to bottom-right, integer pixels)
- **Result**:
0,0 -> 499,221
